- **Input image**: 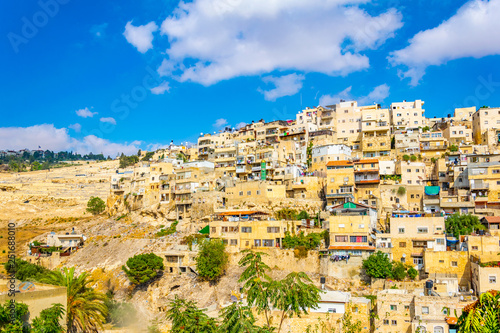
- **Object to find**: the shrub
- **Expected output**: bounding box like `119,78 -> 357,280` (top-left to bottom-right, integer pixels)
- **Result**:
156,221 -> 179,237
122,253 -> 164,285
196,239 -> 228,283
392,262 -> 407,281
408,267 -> 418,280
362,251 -> 392,279
410,155 -> 417,162
402,154 -> 410,162
86,196 -> 106,215
296,210 -> 310,220
397,186 -> 406,196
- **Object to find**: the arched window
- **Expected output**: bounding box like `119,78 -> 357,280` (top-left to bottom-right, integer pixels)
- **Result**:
434,326 -> 444,333
416,326 -> 426,333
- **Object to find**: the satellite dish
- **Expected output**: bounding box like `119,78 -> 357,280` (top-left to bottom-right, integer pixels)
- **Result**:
19,281 -> 35,292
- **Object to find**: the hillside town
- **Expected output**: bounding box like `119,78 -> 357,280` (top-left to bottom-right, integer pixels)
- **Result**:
101,100 -> 499,332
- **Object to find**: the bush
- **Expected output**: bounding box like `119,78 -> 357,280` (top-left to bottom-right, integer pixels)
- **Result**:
449,145 -> 459,152
156,221 -> 179,237
86,196 -> 106,215
408,267 -> 418,280
296,210 -> 310,220
445,213 -> 484,238
362,251 -> 392,279
402,154 -> 410,162
410,155 -> 417,162
397,186 -> 406,196
4,258 -> 51,282
275,208 -> 298,220
122,253 -> 164,285
392,262 -> 407,281
196,239 -> 228,283
282,231 -> 325,250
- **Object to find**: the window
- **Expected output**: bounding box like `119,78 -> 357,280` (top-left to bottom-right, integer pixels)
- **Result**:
399,242 -> 406,248
256,190 -> 261,195
472,246 -> 478,250
330,178 -> 335,182
267,227 -> 280,233
398,227 -> 405,234
262,239 -> 274,247
339,224 -> 345,228
358,224 -> 365,229
383,320 -> 389,325
489,275 -> 497,284
211,227 -> 216,233
239,191 -> 243,196
230,239 -> 238,246
404,305 -> 410,311
422,306 -> 429,314
417,227 -> 428,234
436,239 -> 445,245
350,236 -> 367,243
391,320 -> 397,326
452,261 -> 458,267
241,227 -> 252,233
221,226 -> 228,233
390,305 -> 397,311
335,235 -> 348,242
247,191 -> 251,195
254,239 -> 261,247
328,308 -> 337,313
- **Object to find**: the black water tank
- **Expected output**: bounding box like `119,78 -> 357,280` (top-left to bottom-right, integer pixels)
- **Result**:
425,280 -> 433,290
320,276 -> 326,284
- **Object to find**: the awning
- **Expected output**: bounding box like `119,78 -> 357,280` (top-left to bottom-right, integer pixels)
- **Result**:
343,202 -> 357,209
425,186 -> 440,196
199,225 -> 210,234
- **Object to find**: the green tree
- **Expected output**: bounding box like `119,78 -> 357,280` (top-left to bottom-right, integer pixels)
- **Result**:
402,155 -> 410,162
296,210 -> 310,220
196,239 -> 228,283
397,186 -> 406,196
340,308 -> 363,333
445,213 -> 484,238
0,300 -> 29,332
166,296 -> 217,333
238,250 -> 322,332
407,267 -> 418,280
275,208 -> 298,220
410,155 -> 417,162
218,302 -> 267,333
31,303 -> 66,333
142,151 -> 154,161
362,251 -> 392,279
449,145 -> 459,152
86,196 -> 106,215
122,253 -> 164,285
4,258 -> 51,282
271,272 -> 323,332
40,267 -> 108,333
457,291 -> 500,332
391,262 -> 407,281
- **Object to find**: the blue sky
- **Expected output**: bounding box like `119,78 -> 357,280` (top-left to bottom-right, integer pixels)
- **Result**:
1,0 -> 500,156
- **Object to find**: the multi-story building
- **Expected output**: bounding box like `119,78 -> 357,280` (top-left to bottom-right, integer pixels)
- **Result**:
468,154 -> 500,215
325,161 -> 355,206
360,106 -> 391,158
353,159 -> 380,209
311,144 -> 351,173
472,107 -> 500,144
395,129 -> 420,156
390,100 -> 426,131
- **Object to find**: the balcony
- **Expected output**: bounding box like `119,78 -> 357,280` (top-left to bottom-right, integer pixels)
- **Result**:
251,166 -> 262,172
236,166 -> 247,174
175,199 -> 193,205
471,182 -> 489,190
423,197 -> 440,205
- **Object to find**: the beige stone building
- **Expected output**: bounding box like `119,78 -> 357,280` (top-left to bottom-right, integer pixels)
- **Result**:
472,107 -> 500,144
390,100 -> 426,131
325,161 -> 355,206
361,107 -> 391,158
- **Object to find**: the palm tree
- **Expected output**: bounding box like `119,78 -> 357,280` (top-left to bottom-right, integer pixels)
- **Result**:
41,267 -> 108,332
457,290 -> 500,332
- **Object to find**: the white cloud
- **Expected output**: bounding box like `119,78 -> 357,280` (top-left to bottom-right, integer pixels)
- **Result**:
390,0 -> 500,86
235,122 -> 247,129
100,117 -> 117,125
75,107 -> 97,118
319,84 -> 390,106
259,73 -> 305,101
68,123 -> 81,133
123,21 -> 158,53
0,124 -> 141,156
151,81 -> 170,94
213,118 -> 228,128
159,0 -> 402,85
